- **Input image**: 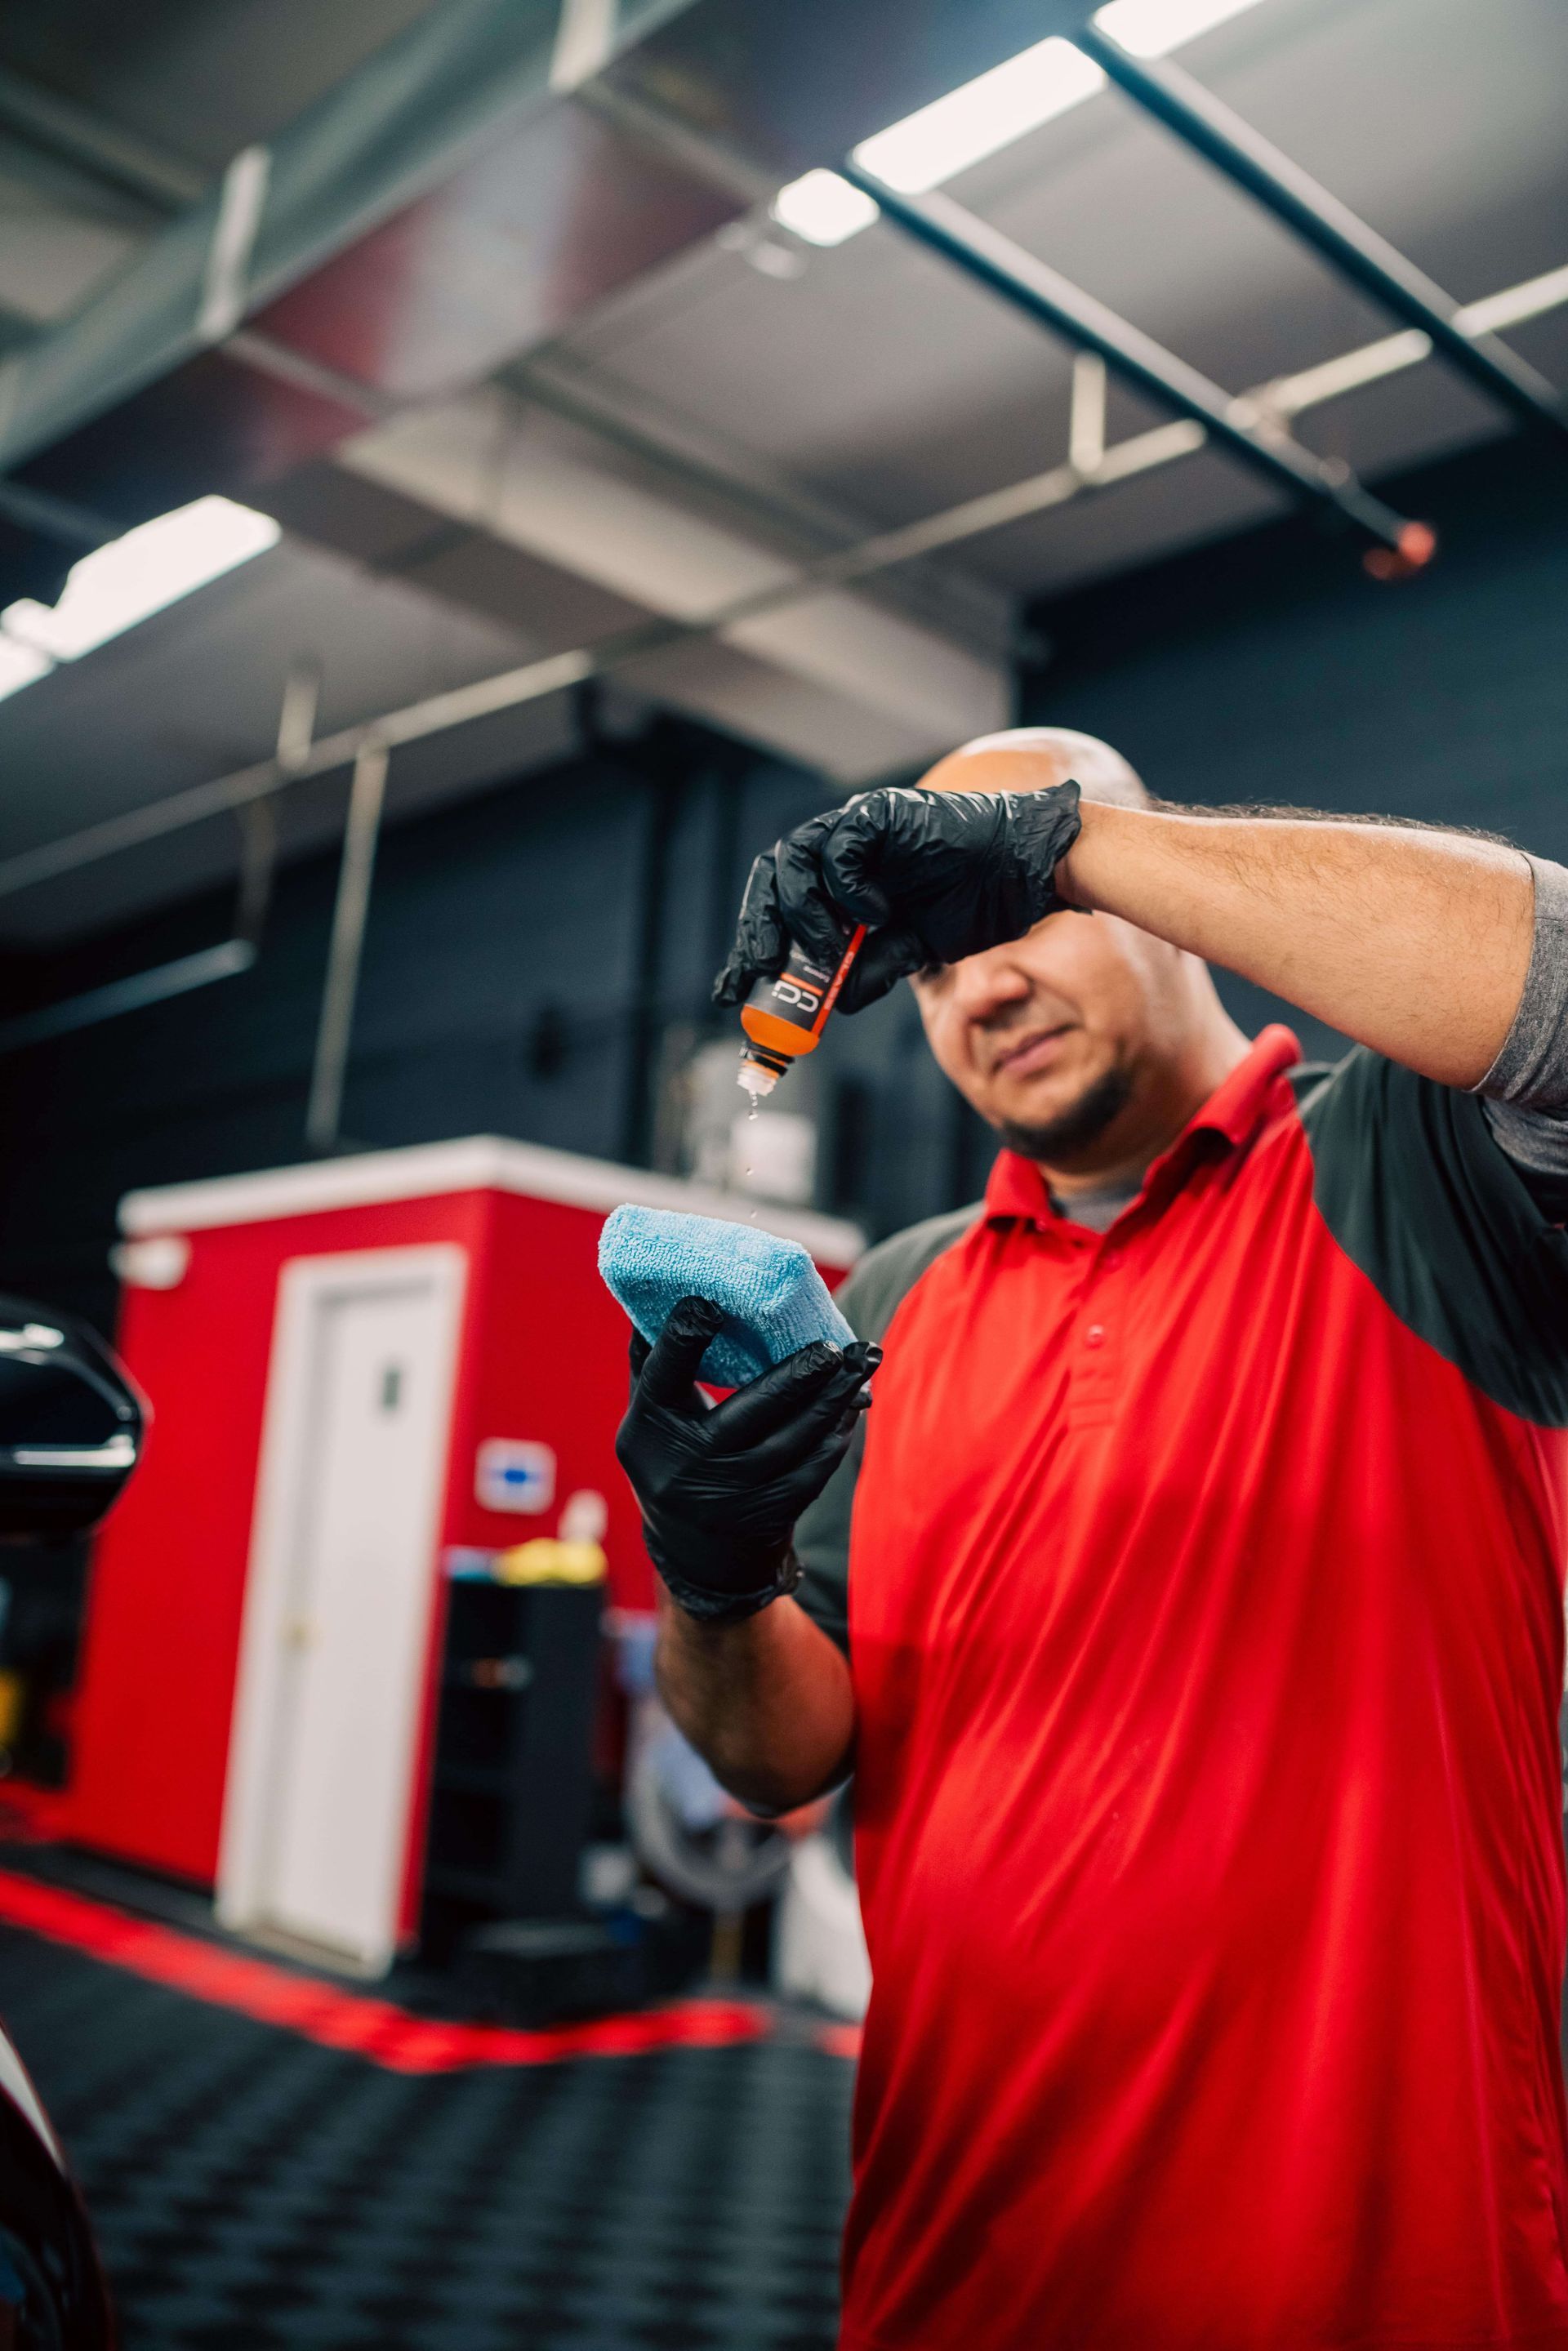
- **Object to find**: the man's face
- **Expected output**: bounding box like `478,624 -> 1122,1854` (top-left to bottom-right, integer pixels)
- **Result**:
911,906 -> 1185,1164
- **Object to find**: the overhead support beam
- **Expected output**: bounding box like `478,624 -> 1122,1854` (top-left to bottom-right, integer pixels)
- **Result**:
840,163 -> 1432,569
1073,25 -> 1568,447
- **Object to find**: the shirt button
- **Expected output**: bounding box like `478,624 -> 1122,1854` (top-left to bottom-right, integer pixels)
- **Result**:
1085,1325 -> 1105,1348
1102,1250 -> 1120,1270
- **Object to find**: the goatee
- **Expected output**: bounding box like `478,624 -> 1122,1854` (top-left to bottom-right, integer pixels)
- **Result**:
997,1062 -> 1135,1164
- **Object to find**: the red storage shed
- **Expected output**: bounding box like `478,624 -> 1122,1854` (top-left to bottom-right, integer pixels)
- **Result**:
65,1136 -> 860,1975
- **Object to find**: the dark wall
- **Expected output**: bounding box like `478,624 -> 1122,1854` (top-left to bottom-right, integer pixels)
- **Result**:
1021,434 -> 1568,1059
0,719 -> 985,1328
2,432 -> 1564,1329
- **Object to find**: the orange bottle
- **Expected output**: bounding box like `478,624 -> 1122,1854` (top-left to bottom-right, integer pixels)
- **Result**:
737,927 -> 867,1098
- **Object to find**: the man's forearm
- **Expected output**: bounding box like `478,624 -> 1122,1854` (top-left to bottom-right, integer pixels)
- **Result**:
654,1588 -> 856,1812
1058,801 -> 1534,1089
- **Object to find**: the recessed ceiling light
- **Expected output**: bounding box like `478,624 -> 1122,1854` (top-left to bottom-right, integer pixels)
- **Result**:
853,37 -> 1106,195
771,0 -> 1272,247
770,168 -> 881,247
2,495 -> 279,666
1093,0 -> 1268,59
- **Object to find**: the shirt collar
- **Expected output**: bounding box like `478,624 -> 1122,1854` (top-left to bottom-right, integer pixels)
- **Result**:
983,1023 -> 1303,1227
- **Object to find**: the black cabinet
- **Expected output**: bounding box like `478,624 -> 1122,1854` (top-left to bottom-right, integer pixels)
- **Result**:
421,1574 -> 601,1952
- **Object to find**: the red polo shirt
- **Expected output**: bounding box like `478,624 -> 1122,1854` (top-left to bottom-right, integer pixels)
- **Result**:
804,1028 -> 1568,2349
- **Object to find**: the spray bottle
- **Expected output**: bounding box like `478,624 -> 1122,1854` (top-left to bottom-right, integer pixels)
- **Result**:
737,927 -> 867,1098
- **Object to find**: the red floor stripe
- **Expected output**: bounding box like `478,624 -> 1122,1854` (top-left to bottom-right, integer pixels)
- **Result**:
0,1870 -> 774,2073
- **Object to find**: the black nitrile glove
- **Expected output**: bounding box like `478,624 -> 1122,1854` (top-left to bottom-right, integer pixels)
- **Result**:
713,780 -> 1083,1014
615,1295 -> 880,1625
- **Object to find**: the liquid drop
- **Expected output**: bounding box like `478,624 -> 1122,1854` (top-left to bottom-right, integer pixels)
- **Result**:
745,1092 -> 759,1222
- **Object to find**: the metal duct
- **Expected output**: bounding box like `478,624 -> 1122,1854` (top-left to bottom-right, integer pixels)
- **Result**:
0,0 -> 1098,577
0,0 -> 732,545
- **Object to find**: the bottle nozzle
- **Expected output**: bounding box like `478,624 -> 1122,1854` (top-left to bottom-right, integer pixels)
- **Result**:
734,925 -> 866,1096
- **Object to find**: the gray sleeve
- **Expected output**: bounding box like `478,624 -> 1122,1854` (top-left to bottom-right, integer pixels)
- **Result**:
792,1413 -> 866,1658
792,1204 -> 983,1655
792,1258 -> 880,1657
1476,855 -> 1568,1213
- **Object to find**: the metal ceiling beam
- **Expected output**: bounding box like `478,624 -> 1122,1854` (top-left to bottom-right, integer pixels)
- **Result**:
0,62 -> 205,212
5,240 -> 1566,915
1074,24 -> 1568,447
839,164 -> 1432,565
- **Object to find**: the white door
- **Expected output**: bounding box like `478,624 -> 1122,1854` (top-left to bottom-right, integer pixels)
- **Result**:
219,1247 -> 465,1971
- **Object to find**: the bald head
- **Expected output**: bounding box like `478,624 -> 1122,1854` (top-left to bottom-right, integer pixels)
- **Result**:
920,725 -> 1149,813
906,724 -> 1248,1185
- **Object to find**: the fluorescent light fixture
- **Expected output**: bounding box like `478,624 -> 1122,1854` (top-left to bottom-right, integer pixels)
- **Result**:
2,495 -> 279,664
773,0 -> 1270,247
0,634 -> 52,705
771,168 -> 881,247
853,37 -> 1106,194
1093,0 -> 1268,57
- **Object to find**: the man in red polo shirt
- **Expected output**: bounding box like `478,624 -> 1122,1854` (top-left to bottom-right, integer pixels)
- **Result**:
614,728 -> 1568,2350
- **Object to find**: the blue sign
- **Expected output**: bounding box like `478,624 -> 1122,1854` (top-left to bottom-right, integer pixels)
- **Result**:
474,1438 -> 557,1516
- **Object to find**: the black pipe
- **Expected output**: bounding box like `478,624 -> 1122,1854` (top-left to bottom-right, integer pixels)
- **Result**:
704,756 -> 744,1026
1073,27 -> 1568,447
840,163 -> 1432,564
0,940 -> 256,1058
621,742 -> 684,1167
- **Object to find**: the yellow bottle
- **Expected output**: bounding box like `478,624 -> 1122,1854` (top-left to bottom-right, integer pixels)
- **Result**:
738,926 -> 867,1098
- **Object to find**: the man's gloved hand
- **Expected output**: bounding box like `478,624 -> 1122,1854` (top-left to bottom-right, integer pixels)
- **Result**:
615,1295 -> 880,1625
712,780 -> 1084,1014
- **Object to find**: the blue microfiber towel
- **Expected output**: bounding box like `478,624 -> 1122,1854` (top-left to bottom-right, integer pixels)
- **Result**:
598,1204 -> 853,1388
